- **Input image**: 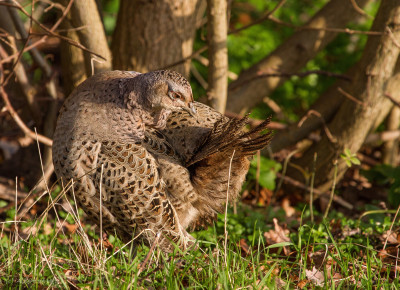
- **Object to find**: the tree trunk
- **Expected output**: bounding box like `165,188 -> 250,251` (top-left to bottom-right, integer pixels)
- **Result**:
207,0 -> 228,113
59,17 -> 87,95
111,0 -> 205,78
288,1 -> 400,193
57,0 -> 112,77
226,0 -> 371,114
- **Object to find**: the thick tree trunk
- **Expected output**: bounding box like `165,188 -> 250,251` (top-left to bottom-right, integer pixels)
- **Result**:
59,18 -> 87,95
226,0 -> 371,114
288,1 -> 400,193
112,0 -> 205,78
207,0 -> 228,113
57,0 -> 112,78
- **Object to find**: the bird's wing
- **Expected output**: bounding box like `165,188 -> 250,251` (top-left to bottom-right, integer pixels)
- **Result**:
156,102 -> 272,230
94,140 -> 193,249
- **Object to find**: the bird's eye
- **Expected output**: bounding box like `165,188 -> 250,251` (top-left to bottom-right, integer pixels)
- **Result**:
168,90 -> 183,101
175,93 -> 184,100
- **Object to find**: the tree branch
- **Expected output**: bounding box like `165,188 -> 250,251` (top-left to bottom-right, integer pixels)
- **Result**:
226,0 -> 371,113
289,1 -> 400,192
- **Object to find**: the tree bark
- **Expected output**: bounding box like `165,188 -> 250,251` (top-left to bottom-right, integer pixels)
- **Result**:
383,106 -> 400,165
226,0 -> 371,114
288,1 -> 400,193
58,0 -> 112,76
207,0 -> 228,113
112,0 -> 205,78
59,16 -> 87,95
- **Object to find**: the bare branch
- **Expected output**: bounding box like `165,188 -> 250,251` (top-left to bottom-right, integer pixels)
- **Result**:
289,1 -> 400,192
0,85 -> 53,147
57,0 -> 111,75
228,0 -> 286,35
227,0 -> 371,113
230,69 -> 352,92
0,1 -> 106,65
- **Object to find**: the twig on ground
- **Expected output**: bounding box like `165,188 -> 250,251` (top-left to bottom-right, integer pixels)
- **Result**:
138,232 -> 161,276
324,160 -> 338,219
99,164 -> 104,260
276,172 -> 353,210
309,153 -> 317,223
383,202 -> 400,250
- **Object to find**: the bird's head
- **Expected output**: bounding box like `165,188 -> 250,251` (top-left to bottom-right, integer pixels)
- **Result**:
141,70 -> 196,116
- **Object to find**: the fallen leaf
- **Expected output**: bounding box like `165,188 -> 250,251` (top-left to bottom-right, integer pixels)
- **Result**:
281,197 -> 295,217
306,266 -> 325,287
382,230 -> 399,244
264,218 -> 291,255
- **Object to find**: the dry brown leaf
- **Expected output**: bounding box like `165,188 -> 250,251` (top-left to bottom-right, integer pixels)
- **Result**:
306,266 -> 325,287
239,238 -> 251,256
297,279 -> 309,289
264,218 -> 291,255
281,197 -> 295,217
264,218 -> 290,244
56,220 -> 78,234
382,230 -> 399,244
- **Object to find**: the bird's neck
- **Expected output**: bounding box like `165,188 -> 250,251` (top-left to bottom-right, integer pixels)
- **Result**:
142,107 -> 171,130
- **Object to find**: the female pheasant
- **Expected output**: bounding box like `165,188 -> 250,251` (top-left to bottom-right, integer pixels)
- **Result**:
52,70 -> 271,251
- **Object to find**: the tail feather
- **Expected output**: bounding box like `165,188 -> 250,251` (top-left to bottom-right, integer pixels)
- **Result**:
185,115 -> 272,230
187,115 -> 270,166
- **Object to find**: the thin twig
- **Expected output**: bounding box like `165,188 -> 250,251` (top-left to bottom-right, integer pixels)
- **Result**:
160,46 -> 208,70
350,0 -> 370,18
99,164 -> 104,262
230,70 -> 351,91
324,160 -> 338,219
256,150 -> 260,202
384,93 -> 400,108
224,149 -> 235,284
138,232 -> 161,276
383,202 -> 400,250
298,110 -> 337,143
0,76 -> 53,147
276,172 -> 353,210
309,153 -> 317,223
228,0 -> 286,35
268,16 -> 385,35
337,87 -> 365,107
14,176 -> 18,243
0,1 -> 106,65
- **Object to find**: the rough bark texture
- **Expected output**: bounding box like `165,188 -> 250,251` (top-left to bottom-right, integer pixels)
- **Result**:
383,106 -> 400,165
226,0 -> 371,114
112,0 -> 205,78
267,67 -> 356,153
207,0 -> 228,113
58,0 -> 112,76
289,1 -> 400,192
59,15 -> 87,95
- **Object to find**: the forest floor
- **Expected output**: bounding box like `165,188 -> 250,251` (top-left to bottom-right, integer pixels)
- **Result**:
0,158 -> 399,289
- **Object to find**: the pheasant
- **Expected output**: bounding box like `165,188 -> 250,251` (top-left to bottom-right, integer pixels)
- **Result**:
52,70 -> 271,251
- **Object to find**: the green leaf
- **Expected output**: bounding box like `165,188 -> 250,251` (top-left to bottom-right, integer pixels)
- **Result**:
266,242 -> 294,249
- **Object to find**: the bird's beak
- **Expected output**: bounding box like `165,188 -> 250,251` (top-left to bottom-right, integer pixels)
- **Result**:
182,102 -> 197,117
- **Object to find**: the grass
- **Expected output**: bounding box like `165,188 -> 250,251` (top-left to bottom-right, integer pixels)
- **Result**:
1,180 -> 400,289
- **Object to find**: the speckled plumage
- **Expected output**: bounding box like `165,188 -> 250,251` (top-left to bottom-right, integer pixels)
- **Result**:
52,70 -> 271,252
